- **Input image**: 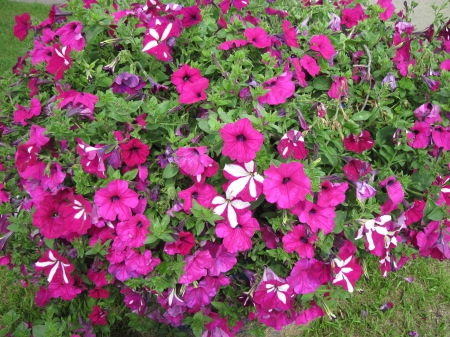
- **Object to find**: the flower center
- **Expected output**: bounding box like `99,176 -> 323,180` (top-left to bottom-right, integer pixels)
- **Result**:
387,179 -> 395,186
236,134 -> 246,142
236,224 -> 242,229
282,177 -> 290,184
111,195 -> 120,202
309,208 -> 316,215
183,76 -> 189,81
300,237 -> 309,244
192,192 -> 199,199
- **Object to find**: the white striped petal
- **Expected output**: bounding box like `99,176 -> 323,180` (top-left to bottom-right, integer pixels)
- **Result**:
277,291 -> 287,304
161,23 -> 173,41
223,164 -> 248,178
48,261 -> 60,282
143,40 -> 158,51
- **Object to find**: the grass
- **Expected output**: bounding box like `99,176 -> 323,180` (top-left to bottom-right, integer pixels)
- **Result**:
0,0 -> 51,74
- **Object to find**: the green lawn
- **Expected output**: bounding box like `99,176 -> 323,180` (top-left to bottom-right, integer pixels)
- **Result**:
0,0 -> 51,74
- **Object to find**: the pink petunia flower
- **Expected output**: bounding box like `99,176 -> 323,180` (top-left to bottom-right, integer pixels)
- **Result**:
13,12 -> 31,41
218,39 -> 249,51
244,27 -> 272,48
377,0 -> 395,21
223,161 -> 264,201
355,180 -> 377,202
142,22 -> 175,61
282,20 -> 298,48
207,243 -> 237,276
56,21 -> 86,52
286,258 -> 324,295
116,214 -> 150,248
277,130 -> 309,160
317,181 -> 348,207
291,200 -> 336,234
416,221 -> 450,260
258,72 -> 295,105
89,305 -> 108,326
171,64 -> 202,93
179,78 -> 209,104
178,182 -> 217,213
263,162 -> 311,209
13,98 -> 41,125
343,158 -> 372,181
406,121 -> 431,148
46,44 -> 72,81
94,180 -> 139,221
441,60 -> 450,71
332,240 -> 363,292
341,3 -> 369,28
296,300 -> 325,325
175,146 -> 215,178
343,130 -> 374,154
216,211 -> 260,253
432,126 -> 450,151
120,138 -> 150,167
328,76 -> 348,100
35,249 -> 74,284
282,224 -> 317,258
379,176 -> 404,205
220,118 -> 264,163
179,250 -> 213,284
181,6 -> 202,28
300,55 -> 320,76
310,35 -> 335,59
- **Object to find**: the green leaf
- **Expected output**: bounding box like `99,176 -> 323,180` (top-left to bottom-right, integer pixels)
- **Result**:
313,77 -> 331,90
351,110 -> 372,121
122,169 -> 138,181
410,168 -> 434,191
85,25 -> 104,44
162,164 -> 178,178
31,326 -> 46,337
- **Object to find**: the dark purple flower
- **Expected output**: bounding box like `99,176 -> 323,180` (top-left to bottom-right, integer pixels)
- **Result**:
111,72 -> 146,95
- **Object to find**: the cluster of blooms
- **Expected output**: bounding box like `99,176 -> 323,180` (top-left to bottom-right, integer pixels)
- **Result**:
2,0 -> 450,335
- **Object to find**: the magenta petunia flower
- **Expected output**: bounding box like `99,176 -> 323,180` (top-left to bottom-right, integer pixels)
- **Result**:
310,35 -> 335,59
218,39 -> 249,51
277,130 -> 309,160
379,176 -> 404,204
223,161 -> 264,202
432,126 -> 450,150
14,98 -> 41,125
263,162 -> 311,209
291,57 -> 308,87
178,182 -> 217,213
342,3 -> 369,28
414,103 -> 441,125
35,249 -> 74,284
171,64 -> 202,93
164,231 -> 195,255
55,21 -> 86,52
291,200 -> 336,234
328,76 -> 349,100
116,214 -> 150,248
175,146 -> 215,177
296,300 -> 325,325
258,72 -> 295,105
46,44 -> 72,81
416,221 -> 450,260
216,211 -> 260,253
142,22 -> 175,61
342,158 -> 372,181
406,121 -> 431,148
89,305 -> 108,326
119,138 -> 150,166
179,78 -> 209,104
282,20 -> 298,48
181,6 -> 202,28
377,0 -> 395,21
13,12 -> 31,41
286,258 -> 324,295
317,181 -> 348,207
282,224 -> 317,258
300,55 -> 320,76
332,240 -> 363,293
220,118 -> 264,163
254,279 -> 293,311
94,180 -> 139,221
208,244 -> 237,276
179,250 -> 213,284
244,27 -> 272,48
343,130 -> 374,154
440,59 -> 450,71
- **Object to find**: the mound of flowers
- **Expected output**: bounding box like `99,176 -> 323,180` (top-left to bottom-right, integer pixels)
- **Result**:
1,0 -> 450,335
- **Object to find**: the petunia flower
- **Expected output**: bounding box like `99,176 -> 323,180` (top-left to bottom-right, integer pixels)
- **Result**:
406,121 -> 431,149
13,98 -> 41,125
300,55 -> 320,76
317,181 -> 348,207
181,6 -> 202,28
178,182 -> 217,213
216,211 -> 260,253
258,72 -> 295,105
355,180 -> 377,202
175,146 -> 214,177
342,158 -> 372,181
379,176 -> 404,205
179,78 -> 209,104
310,35 -> 335,59
94,180 -> 139,221
328,76 -> 349,100
179,250 -> 213,284
244,27 -> 272,48
328,13 -> 341,31
343,130 -> 374,154
89,305 -> 108,326
142,22 -> 175,61
416,221 -> 450,260
13,12 -> 32,41
377,0 -> 395,21
220,118 -> 264,163
207,244 -> 237,276
332,240 -> 363,292
56,21 -> 86,52
171,64 -> 202,93
277,130 -> 309,160
282,20 -> 298,48
413,103 -> 441,125
116,214 -> 150,248
291,200 -> 336,234
212,186 -> 250,228
46,44 -> 72,81
282,224 -> 317,258
296,300 -> 326,325
342,3 -> 369,28
111,72 -> 146,95
35,249 -> 74,284
432,126 -> 450,151
263,162 -> 311,209
223,161 -> 264,201
218,39 -> 249,51
286,258 -> 323,295
119,138 -> 150,167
